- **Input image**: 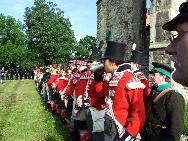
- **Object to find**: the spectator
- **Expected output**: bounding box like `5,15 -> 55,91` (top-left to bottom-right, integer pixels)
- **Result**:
163,1 -> 188,87
0,68 -> 2,84
141,62 -> 185,141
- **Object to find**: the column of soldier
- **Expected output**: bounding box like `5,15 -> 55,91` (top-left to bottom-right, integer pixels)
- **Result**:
0,67 -> 34,80
35,41 -> 185,141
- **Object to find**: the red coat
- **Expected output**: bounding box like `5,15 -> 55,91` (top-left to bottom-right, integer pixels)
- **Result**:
133,70 -> 151,102
95,81 -> 109,98
105,64 -> 146,137
56,75 -> 69,92
35,66 -> 41,73
65,78 -> 76,96
53,79 -> 59,88
86,79 -> 107,110
74,71 -> 91,98
64,72 -> 80,97
47,74 -> 58,86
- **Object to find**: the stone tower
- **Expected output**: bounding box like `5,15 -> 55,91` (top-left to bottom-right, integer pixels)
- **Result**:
149,0 -> 184,66
96,0 -> 147,63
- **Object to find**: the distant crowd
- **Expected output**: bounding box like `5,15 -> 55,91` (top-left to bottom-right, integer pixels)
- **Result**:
0,67 -> 35,81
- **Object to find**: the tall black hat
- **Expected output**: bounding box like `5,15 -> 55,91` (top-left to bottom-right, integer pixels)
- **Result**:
127,43 -> 143,64
101,41 -> 127,62
163,1 -> 188,31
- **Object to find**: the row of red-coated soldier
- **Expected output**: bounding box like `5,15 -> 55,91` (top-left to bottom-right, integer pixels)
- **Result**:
34,41 -> 185,141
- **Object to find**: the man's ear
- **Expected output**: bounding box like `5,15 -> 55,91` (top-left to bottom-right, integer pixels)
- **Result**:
111,62 -> 116,66
163,75 -> 167,80
111,59 -> 116,66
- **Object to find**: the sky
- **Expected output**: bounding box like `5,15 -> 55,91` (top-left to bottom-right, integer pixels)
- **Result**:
0,0 -> 151,41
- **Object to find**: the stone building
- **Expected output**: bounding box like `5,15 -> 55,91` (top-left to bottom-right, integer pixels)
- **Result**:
149,0 -> 183,66
96,0 -> 147,65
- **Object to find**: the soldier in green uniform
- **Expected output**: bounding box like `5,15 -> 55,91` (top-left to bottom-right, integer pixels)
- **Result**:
141,62 -> 185,141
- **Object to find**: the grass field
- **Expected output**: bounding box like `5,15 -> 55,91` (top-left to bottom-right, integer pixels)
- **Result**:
0,80 -> 69,141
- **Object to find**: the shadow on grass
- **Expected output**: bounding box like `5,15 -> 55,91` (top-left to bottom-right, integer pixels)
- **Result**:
39,98 -> 70,141
36,87 -> 70,141
50,109 -> 70,141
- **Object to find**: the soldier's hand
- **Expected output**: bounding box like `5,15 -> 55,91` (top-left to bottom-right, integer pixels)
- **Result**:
103,72 -> 112,81
77,95 -> 83,107
94,69 -> 104,82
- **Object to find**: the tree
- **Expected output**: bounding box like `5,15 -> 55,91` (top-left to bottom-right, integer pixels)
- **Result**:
75,35 -> 97,59
24,0 -> 76,66
0,14 -> 27,68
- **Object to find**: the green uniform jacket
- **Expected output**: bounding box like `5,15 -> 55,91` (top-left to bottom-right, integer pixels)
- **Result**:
142,83 -> 185,141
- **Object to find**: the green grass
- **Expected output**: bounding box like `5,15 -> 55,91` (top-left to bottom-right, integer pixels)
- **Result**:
184,104 -> 188,135
0,80 -> 69,141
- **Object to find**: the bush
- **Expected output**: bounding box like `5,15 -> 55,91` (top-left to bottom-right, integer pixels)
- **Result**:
183,104 -> 188,135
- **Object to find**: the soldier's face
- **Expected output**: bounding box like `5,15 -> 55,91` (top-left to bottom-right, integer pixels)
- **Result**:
150,72 -> 166,84
130,62 -> 139,70
165,22 -> 188,86
103,59 -> 116,73
67,70 -> 72,75
87,62 -> 92,69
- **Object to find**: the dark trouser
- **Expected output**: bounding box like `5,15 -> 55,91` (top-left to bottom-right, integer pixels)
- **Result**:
104,115 -> 137,141
2,75 -> 4,80
85,108 -> 104,141
15,75 -> 18,80
6,74 -> 10,80
54,92 -> 64,109
43,89 -> 49,106
65,97 -> 74,119
68,119 -> 87,141
74,119 -> 87,130
104,115 -> 119,141
141,125 -> 170,141
10,75 -> 14,80
20,75 -> 23,80
24,74 -> 27,79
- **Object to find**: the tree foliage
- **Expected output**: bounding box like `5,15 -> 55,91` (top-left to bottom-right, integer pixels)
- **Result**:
74,35 -> 96,59
0,0 -> 96,68
0,14 -> 27,68
24,0 -> 76,66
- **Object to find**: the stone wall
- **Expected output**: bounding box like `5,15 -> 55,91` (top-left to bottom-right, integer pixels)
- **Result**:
96,0 -> 147,63
149,0 -> 184,64
96,0 -> 108,54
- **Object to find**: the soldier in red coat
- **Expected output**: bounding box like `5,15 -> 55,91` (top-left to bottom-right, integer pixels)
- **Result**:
82,62 -> 108,141
127,43 -> 151,103
73,68 -> 91,141
66,60 -> 91,141
63,68 -> 80,141
101,41 -> 146,141
46,67 -> 59,110
55,72 -> 69,118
